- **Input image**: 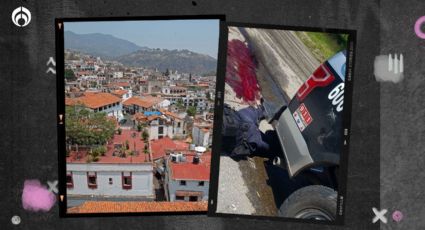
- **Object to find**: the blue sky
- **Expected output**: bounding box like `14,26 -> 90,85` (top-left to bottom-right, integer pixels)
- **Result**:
64,20 -> 219,58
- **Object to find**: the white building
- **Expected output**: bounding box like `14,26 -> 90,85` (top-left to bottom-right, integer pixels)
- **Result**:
66,163 -> 154,198
113,71 -> 124,78
123,96 -> 165,114
192,125 -> 212,147
65,92 -> 124,121
164,151 -> 210,202
111,89 -> 132,102
147,116 -> 174,140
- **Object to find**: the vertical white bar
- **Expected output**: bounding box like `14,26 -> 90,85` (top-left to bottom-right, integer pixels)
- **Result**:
394,54 -> 399,74
400,54 -> 404,73
388,54 -> 393,71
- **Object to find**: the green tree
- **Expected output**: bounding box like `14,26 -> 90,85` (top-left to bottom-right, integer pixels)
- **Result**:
65,105 -> 116,146
65,69 -> 77,81
175,98 -> 185,109
142,130 -> 149,142
187,106 -> 197,117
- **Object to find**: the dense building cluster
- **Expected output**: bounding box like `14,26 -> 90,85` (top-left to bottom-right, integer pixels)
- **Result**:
64,50 -> 215,212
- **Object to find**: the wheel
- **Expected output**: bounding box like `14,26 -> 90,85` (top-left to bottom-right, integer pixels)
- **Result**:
278,185 -> 337,221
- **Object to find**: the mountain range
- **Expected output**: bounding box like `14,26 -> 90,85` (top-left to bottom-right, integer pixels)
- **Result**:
64,31 -> 217,75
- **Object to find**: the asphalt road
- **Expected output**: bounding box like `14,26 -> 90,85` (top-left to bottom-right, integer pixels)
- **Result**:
216,27 -> 320,216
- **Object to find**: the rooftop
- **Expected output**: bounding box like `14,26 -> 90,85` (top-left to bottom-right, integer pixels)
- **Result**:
108,82 -> 130,87
67,201 -> 207,213
111,89 -> 128,97
65,92 -> 121,109
150,137 -> 189,160
66,130 -> 149,164
169,152 -> 211,181
123,96 -> 164,108
160,109 -> 184,120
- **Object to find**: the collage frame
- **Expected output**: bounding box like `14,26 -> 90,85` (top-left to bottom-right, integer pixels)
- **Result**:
56,16 -> 356,225
207,22 -> 356,226
56,15 -> 226,217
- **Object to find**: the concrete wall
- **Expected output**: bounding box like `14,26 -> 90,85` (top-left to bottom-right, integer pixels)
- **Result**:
192,126 -> 210,147
67,163 -> 154,197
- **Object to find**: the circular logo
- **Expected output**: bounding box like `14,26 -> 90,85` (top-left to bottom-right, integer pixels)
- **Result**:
11,215 -> 21,225
11,6 -> 31,27
392,210 -> 403,222
414,16 -> 425,39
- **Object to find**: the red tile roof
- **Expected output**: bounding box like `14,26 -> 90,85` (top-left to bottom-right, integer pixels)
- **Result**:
65,93 -> 121,109
114,82 -> 130,87
162,110 -> 183,120
67,201 -> 207,213
150,137 -> 189,160
123,96 -> 163,108
169,152 -> 211,181
66,130 -> 149,164
111,89 -> 128,97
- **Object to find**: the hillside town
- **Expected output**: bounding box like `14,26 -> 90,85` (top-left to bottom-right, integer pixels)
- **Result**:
64,50 -> 215,212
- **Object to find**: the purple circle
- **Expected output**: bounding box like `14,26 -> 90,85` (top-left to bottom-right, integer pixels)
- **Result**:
414,16 -> 425,39
392,210 -> 403,222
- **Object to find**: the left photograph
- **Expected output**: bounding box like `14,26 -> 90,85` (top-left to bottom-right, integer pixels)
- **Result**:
57,17 -> 222,215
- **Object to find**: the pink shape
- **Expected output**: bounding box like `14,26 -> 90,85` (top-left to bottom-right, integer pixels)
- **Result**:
22,180 -> 56,212
392,210 -> 403,222
414,16 -> 425,39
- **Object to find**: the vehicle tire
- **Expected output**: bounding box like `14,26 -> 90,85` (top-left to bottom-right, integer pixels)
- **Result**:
278,185 -> 337,221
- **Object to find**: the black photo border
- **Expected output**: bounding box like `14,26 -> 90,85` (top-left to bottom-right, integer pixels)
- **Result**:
207,21 -> 357,226
56,14 -> 226,218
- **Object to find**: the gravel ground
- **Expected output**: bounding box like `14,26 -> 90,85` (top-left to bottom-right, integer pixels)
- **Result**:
216,156 -> 256,214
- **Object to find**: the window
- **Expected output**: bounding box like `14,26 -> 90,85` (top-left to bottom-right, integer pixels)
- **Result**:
177,122 -> 181,128
189,196 -> 198,202
158,126 -> 164,135
109,178 -> 113,185
198,181 -> 205,186
176,196 -> 185,201
122,172 -> 132,189
87,172 -> 97,189
66,172 -> 73,189
179,180 -> 186,186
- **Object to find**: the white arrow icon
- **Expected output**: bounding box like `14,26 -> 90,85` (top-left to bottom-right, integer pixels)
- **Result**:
46,68 -> 56,74
47,57 -> 56,66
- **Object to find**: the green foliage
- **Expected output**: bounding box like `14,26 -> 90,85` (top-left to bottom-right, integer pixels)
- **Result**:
65,105 -> 116,146
142,130 -> 149,141
175,98 -> 185,110
92,146 -> 107,156
125,140 -> 129,150
117,128 -> 122,135
296,31 -> 348,62
187,106 -> 197,117
65,69 -> 77,81
137,123 -> 143,132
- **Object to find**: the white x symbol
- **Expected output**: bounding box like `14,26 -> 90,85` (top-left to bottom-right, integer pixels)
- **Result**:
372,207 -> 388,224
47,180 -> 58,194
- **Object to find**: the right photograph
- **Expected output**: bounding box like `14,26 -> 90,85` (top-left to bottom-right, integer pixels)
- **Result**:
211,24 -> 355,223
